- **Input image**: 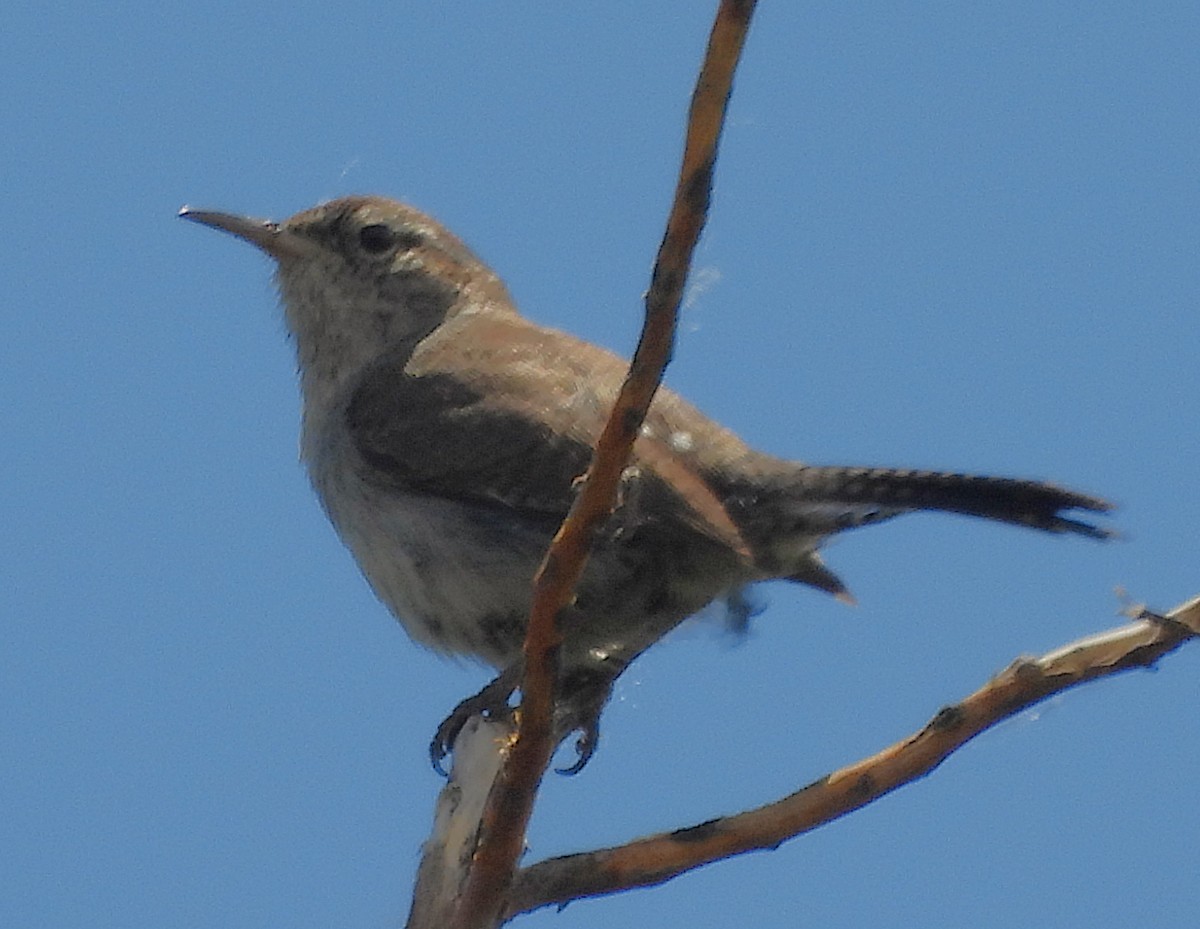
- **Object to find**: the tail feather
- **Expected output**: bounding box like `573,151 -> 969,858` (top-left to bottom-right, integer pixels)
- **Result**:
789,466 -> 1114,540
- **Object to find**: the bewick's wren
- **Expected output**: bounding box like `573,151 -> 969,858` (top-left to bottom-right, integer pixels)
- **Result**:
181,196 -> 1111,771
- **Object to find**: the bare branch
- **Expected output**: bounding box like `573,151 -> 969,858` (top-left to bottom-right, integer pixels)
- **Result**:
504,594 -> 1199,918
421,4 -> 761,928
408,718 -> 516,929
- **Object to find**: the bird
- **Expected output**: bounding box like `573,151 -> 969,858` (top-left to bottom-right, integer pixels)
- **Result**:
180,195 -> 1112,772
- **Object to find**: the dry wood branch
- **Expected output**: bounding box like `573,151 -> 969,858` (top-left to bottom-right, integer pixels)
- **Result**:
408,717 -> 516,929
414,4 -> 760,928
504,594 -> 1199,918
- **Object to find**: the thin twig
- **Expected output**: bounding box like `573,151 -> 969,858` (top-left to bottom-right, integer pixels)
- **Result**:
444,3 -> 760,927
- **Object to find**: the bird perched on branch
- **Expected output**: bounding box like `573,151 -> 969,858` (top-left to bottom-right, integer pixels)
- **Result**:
182,195 -> 1112,772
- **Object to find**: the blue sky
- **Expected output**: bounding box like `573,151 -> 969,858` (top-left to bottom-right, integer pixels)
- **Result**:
3,4 -> 1197,928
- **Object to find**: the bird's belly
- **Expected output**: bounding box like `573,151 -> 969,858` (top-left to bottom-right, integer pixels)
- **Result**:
315,464 -> 550,667
308,440 -> 753,676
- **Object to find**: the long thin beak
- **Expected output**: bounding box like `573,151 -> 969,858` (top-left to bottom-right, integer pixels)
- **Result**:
178,206 -> 312,260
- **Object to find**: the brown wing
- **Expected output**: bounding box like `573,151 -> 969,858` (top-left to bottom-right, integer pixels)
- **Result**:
345,311 -> 751,559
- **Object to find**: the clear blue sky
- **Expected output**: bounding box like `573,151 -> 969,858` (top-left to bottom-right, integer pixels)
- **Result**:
4,4 -> 1197,928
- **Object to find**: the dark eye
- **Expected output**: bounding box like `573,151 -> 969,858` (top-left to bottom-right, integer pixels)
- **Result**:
358,223 -> 396,253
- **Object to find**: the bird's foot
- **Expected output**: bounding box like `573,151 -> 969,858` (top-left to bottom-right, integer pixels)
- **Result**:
551,668 -> 616,775
430,663 -> 618,776
430,665 -> 521,776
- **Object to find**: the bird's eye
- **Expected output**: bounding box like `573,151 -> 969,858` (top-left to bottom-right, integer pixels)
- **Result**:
358,223 -> 396,253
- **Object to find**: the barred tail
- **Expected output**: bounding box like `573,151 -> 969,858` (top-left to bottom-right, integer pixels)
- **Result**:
789,466 -> 1114,539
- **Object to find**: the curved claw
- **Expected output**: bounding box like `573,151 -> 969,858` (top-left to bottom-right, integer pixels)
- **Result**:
429,709 -> 469,777
550,670 -> 615,775
554,718 -> 600,776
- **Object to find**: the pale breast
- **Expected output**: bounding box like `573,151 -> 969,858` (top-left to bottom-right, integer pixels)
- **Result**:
310,434 -> 550,667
